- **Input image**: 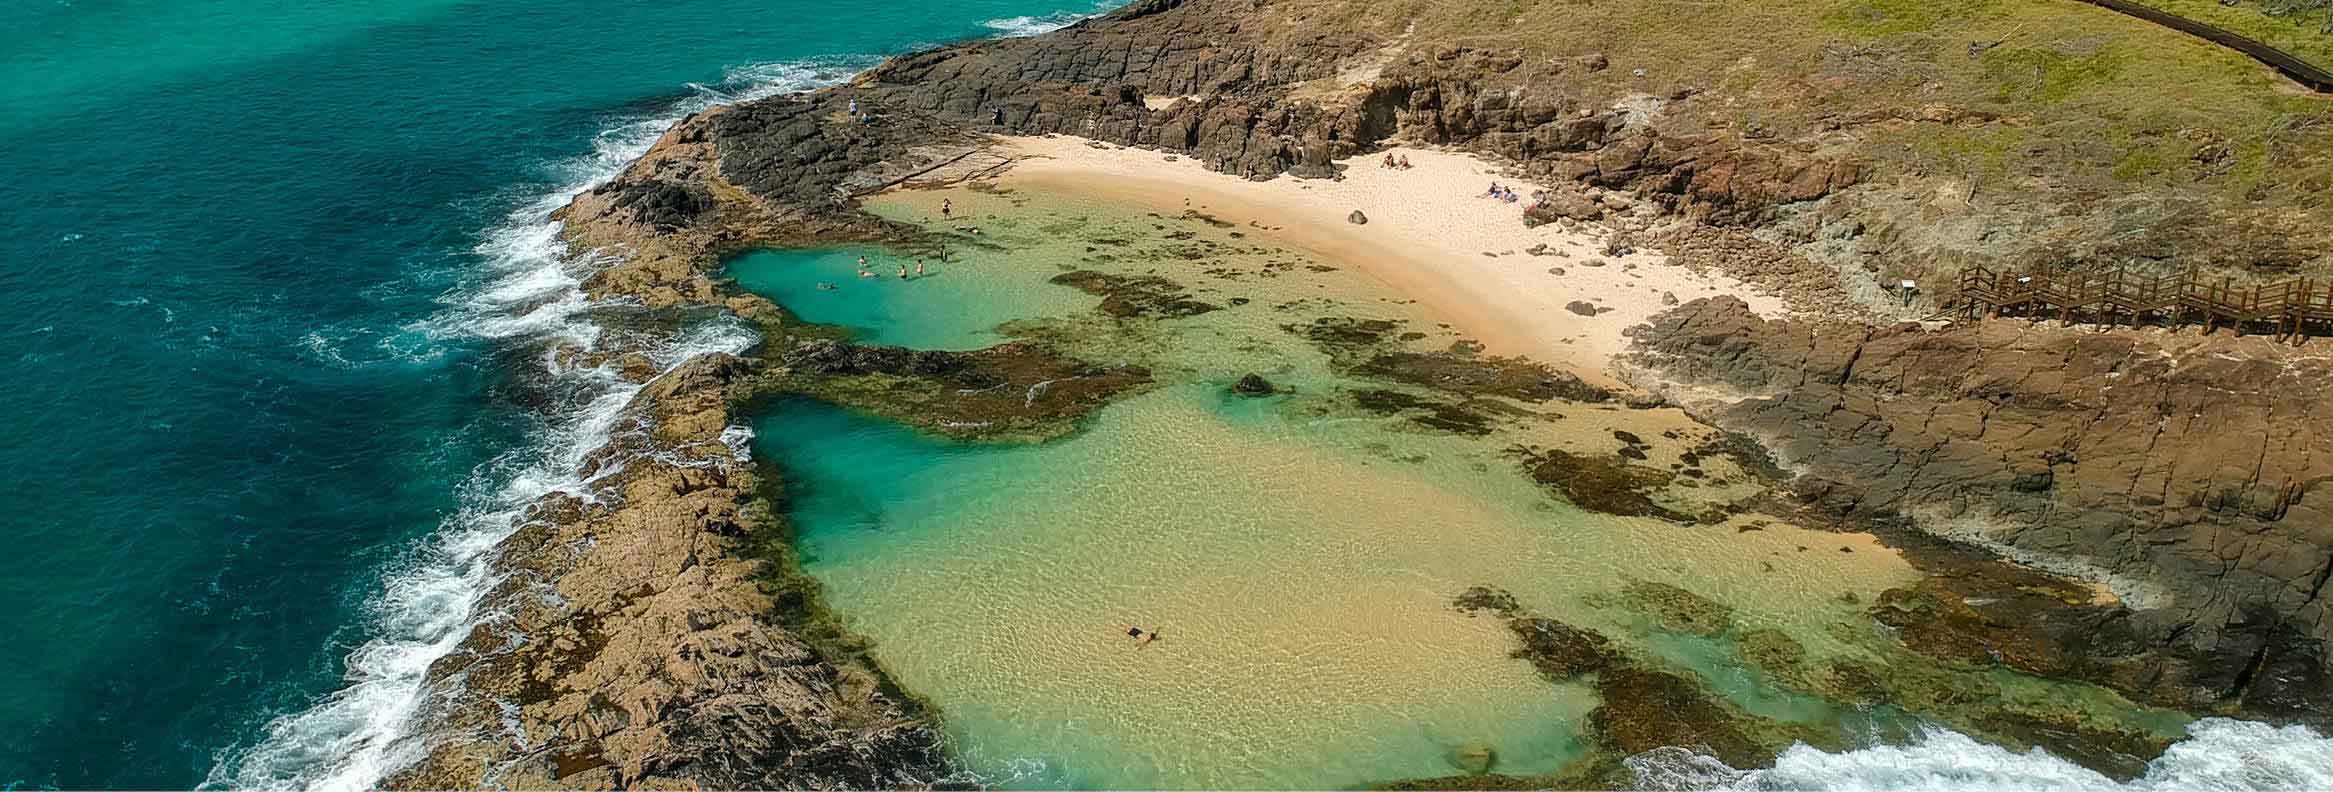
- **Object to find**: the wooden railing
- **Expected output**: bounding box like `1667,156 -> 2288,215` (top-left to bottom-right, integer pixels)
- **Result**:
2070,0 -> 2333,93
1956,265 -> 2333,337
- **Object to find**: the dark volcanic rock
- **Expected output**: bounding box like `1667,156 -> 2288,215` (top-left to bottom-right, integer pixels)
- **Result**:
1588,665 -> 1774,767
1626,296 -> 2333,716
1356,351 -> 1610,403
1514,446 -> 1695,522
1233,372 -> 1276,396
690,0 -> 1858,217
594,178 -> 713,231
1454,584 -> 1525,616
784,338 -> 1154,439
1507,617 -> 1618,679
1051,269 -> 1219,318
1350,388 -> 1499,435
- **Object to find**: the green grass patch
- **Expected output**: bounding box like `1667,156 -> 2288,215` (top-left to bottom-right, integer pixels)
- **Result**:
1981,45 -> 2127,102
2119,0 -> 2333,68
1823,0 -> 2001,35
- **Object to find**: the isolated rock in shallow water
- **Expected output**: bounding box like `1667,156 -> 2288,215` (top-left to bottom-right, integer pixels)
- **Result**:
1453,585 -> 1523,616
1233,372 -> 1276,396
1506,617 -> 1618,679
1450,741 -> 1497,774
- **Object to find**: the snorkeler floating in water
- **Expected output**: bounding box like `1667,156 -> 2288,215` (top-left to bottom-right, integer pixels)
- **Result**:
1120,624 -> 1159,647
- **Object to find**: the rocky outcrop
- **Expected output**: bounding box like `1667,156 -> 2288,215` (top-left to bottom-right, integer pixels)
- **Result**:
1625,296 -> 2333,717
662,0 -> 1863,223
384,355 -> 950,789
383,34 -> 1151,785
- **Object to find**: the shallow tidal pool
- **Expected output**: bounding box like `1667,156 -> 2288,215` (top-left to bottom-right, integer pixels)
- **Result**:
735,186 -> 2153,788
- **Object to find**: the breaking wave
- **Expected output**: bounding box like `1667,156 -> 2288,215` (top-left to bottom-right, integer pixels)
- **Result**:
1625,719 -> 2333,792
201,58 -> 863,792
980,3 -> 1112,37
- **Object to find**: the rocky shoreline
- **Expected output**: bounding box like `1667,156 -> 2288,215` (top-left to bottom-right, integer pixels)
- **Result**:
380,108 -> 1150,787
1622,296 -> 2333,718
383,0 -> 2329,785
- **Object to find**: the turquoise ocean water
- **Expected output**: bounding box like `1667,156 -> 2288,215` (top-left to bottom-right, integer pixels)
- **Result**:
10,1 -> 2333,789
0,1 -> 1097,787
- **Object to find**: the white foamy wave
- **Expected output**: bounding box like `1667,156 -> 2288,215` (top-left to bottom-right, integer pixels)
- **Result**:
419,56 -> 875,353
719,424 -> 756,462
1626,719 -> 2333,792
206,57 -> 855,792
980,10 -> 1094,36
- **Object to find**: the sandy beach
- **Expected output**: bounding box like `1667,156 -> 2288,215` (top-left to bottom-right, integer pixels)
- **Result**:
990,135 -> 1788,386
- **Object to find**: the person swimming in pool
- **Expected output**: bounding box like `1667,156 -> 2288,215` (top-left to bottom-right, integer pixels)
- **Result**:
1120,624 -> 1158,647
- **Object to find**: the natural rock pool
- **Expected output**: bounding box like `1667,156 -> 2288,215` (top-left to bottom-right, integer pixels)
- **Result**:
733,186 -> 2189,788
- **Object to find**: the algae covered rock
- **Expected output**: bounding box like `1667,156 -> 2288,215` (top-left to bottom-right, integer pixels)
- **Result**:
1735,628 -> 1810,683
1619,579 -> 1735,637
1454,585 -> 1524,617
1507,617 -> 1618,680
1449,741 -> 1497,774
1049,269 -> 1218,318
1512,447 -> 1692,521
1586,665 -> 1775,768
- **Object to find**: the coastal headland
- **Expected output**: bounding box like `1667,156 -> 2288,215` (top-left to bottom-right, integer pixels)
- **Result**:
380,0 -> 2333,786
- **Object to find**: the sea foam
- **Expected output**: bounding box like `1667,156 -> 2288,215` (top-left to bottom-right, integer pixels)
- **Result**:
1625,719 -> 2333,792
980,2 -> 1114,37
203,58 -> 861,792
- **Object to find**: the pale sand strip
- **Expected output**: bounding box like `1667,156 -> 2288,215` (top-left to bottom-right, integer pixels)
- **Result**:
990,135 -> 1788,387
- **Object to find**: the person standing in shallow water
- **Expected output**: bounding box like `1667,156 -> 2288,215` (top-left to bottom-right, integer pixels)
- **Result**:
898,264 -> 909,280
915,259 -> 925,278
941,198 -> 952,219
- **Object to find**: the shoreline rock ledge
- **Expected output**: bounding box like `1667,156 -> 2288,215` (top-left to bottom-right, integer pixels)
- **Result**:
1625,296 -> 2333,718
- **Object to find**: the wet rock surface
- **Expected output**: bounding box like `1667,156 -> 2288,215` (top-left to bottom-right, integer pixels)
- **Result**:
1049,269 -> 1220,318
1232,372 -> 1277,396
1434,589 -> 1842,785
383,355 -> 953,790
1511,446 -> 1698,522
776,337 -> 1155,440
1354,350 -> 1609,404
1349,388 -> 1498,436
1626,295 -> 2333,718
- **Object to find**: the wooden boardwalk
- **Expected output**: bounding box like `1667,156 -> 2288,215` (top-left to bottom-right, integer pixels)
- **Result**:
1956,265 -> 2333,338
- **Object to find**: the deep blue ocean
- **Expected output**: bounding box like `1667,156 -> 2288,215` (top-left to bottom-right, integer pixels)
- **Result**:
0,1 -> 1098,786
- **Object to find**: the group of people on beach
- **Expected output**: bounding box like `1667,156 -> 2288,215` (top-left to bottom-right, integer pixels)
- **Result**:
1482,182 -> 1523,203
1379,152 -> 1413,170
